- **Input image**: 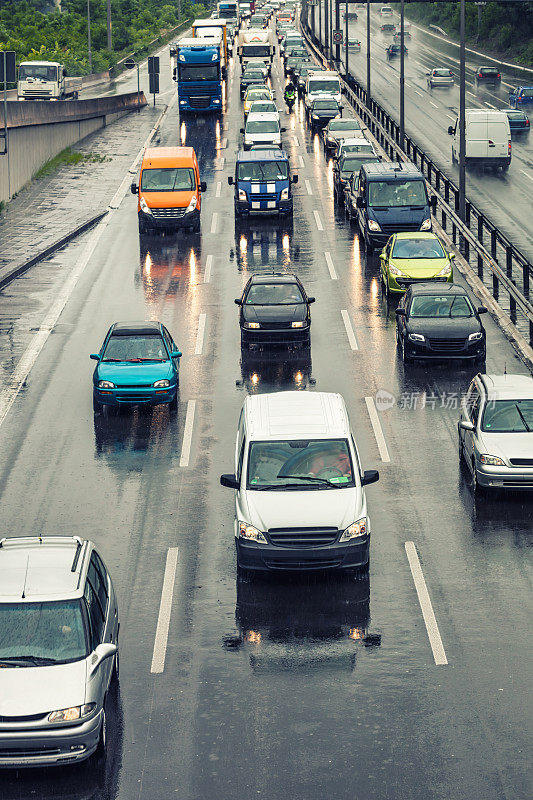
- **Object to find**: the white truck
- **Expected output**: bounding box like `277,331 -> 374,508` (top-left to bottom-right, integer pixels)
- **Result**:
304,70 -> 342,110
237,28 -> 276,71
448,109 -> 511,171
17,61 -> 82,100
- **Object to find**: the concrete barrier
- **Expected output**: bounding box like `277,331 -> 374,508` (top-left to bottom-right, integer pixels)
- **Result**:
0,92 -> 147,203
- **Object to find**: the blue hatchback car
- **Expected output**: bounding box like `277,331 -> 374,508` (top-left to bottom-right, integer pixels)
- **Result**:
91,321 -> 182,413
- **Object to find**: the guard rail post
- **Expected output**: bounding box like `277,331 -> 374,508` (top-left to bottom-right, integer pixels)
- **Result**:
477,215 -> 484,280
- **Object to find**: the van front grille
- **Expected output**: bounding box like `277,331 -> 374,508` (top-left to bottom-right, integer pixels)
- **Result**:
151,208 -> 186,219
268,528 -> 339,547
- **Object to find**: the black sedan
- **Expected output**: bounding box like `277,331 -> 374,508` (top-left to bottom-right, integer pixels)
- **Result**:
334,153 -> 380,206
395,283 -> 487,364
505,110 -> 530,135
307,98 -> 342,131
240,70 -> 267,100
235,273 -> 315,349
285,55 -> 310,77
387,44 -> 407,60
475,66 -> 501,85
380,23 -> 396,34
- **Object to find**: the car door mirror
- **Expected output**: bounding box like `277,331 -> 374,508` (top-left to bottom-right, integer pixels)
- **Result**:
460,420 -> 475,432
228,176 -> 234,185
220,473 -> 239,489
200,181 -> 207,192
89,643 -> 117,676
292,174 -> 299,184
307,296 -> 315,304
234,298 -> 242,305
395,308 -> 406,316
131,183 -> 138,194
356,196 -> 365,208
447,125 -> 454,135
281,127 -> 286,132
240,128 -> 245,134
477,306 -> 488,314
361,469 -> 379,486
171,350 -> 182,358
448,252 -> 456,260
90,353 -> 100,360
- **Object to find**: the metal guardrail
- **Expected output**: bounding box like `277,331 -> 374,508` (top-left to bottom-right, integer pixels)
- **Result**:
301,20 -> 533,348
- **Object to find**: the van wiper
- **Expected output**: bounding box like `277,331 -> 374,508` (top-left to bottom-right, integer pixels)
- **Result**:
276,474 -> 336,487
0,655 -> 58,667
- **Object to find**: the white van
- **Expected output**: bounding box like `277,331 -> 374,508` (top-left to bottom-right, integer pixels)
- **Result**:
242,111 -> 285,150
305,70 -> 342,109
220,391 -> 379,572
448,109 -> 511,170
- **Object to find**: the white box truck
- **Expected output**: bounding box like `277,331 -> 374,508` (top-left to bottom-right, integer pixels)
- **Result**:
237,28 -> 276,71
17,61 -> 82,100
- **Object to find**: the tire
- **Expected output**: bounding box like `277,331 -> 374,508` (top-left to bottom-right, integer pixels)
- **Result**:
93,395 -> 102,415
112,647 -> 119,683
458,426 -> 464,463
138,217 -> 148,235
472,463 -> 486,497
365,236 -> 374,256
96,709 -> 107,758
169,393 -> 178,414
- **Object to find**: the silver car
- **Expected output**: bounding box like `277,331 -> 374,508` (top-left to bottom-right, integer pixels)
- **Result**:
0,536 -> 119,767
458,373 -> 533,495
427,68 -> 454,89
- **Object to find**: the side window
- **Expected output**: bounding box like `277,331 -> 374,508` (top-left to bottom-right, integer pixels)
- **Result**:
466,385 -> 481,424
162,327 -> 173,355
88,555 -> 108,615
84,581 -> 105,649
236,438 -> 246,482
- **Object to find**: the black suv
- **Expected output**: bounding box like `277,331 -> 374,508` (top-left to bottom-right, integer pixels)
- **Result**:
307,98 -> 341,131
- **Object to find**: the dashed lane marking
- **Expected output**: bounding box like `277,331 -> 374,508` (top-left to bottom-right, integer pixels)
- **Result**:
313,210 -> 323,231
179,400 -> 196,468
521,171 -> 533,181
305,179 -> 313,195
150,547 -> 179,674
195,313 -> 206,356
298,155 -> 305,168
216,181 -> 222,198
430,101 -> 439,108
210,212 -> 218,234
364,396 -> 391,462
204,254 -> 213,283
325,251 -> 338,280
341,309 -> 358,350
405,541 -> 448,666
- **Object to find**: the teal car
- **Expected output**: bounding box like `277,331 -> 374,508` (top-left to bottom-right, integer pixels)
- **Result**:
91,321 -> 182,413
379,232 -> 454,295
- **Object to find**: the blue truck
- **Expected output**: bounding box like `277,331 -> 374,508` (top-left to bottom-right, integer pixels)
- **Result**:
170,38 -> 222,113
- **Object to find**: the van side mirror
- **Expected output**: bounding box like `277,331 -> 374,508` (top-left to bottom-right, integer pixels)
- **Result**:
478,306 -> 488,314
292,174 -> 298,184
395,308 -> 406,316
447,125 -> 454,135
356,196 -> 365,208
234,298 -> 241,305
63,68 -> 67,77
228,176 -> 234,185
430,195 -> 438,210
240,128 -> 245,134
200,181 -> 207,192
220,473 -> 239,489
90,353 -> 100,360
308,296 -> 315,303
131,183 -> 138,194
449,252 -> 456,260
361,469 -> 379,486
281,127 -> 286,132
459,420 -> 475,432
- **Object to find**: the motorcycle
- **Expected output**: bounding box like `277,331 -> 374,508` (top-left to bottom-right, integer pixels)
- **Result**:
284,89 -> 296,112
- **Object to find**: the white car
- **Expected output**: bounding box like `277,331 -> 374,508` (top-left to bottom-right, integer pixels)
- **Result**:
242,111 -> 285,150
334,137 -> 377,162
220,391 -> 379,573
380,5 -> 393,16
427,68 -> 454,89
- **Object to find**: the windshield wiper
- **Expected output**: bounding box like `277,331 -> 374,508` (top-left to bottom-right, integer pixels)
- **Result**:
515,403 -> 531,432
0,655 -> 58,666
276,474 -> 337,487
125,358 -> 165,362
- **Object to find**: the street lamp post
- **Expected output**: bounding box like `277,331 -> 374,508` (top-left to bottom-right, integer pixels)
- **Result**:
459,0 -> 466,221
335,0 -> 341,66
399,0 -> 405,148
87,0 -> 92,72
107,0 -> 112,50
366,0 -> 370,106
344,0 -> 348,76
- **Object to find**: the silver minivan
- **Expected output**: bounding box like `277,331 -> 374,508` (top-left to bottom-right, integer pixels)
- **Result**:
0,536 -> 119,767
220,391 -> 379,572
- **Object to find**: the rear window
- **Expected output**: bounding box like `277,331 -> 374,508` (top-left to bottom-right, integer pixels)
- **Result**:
507,111 -> 527,120
480,67 -> 498,75
434,69 -> 452,77
141,167 -> 195,192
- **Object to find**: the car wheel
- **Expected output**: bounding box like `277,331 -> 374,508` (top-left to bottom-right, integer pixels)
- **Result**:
93,395 -> 102,415
472,461 -> 486,497
112,648 -> 119,683
169,393 -> 178,414
365,237 -> 374,256
96,708 -> 107,757
457,426 -> 464,463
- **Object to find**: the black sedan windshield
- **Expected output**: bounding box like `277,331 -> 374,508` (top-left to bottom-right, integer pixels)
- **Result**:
246,283 -> 303,305
103,334 -> 168,361
409,295 -> 473,317
0,600 -> 88,665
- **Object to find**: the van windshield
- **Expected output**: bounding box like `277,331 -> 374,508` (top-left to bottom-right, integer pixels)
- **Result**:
368,179 -> 427,208
242,45 -> 271,57
0,600 -> 88,665
309,79 -> 340,94
238,161 -> 288,180
247,439 -> 355,489
141,167 -> 196,192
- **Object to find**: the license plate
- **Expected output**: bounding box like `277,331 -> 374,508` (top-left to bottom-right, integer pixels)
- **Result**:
252,202 -> 260,209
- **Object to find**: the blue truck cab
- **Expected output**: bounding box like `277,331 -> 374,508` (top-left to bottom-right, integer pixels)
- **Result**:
509,86 -> 533,110
171,38 -> 222,113
355,162 -> 437,253
229,149 -> 298,218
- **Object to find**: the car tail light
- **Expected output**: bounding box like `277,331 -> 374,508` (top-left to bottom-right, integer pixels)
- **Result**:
508,140 -> 512,154
478,72 -> 482,78
497,73 -> 501,78
526,119 -> 530,126
449,71 -> 453,76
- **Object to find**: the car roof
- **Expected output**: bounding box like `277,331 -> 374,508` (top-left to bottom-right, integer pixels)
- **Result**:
237,148 -> 287,161
142,147 -> 196,168
0,536 -> 91,602
361,161 -> 422,178
111,320 -> 162,335
246,111 -> 280,121
479,374 -> 533,400
249,273 -> 300,284
408,282 -> 467,296
244,391 -> 350,440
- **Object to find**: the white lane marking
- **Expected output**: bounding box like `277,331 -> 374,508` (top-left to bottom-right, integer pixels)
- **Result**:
446,114 -> 456,121
485,101 -> 497,109
404,542 -> 448,666
210,212 -> 218,234
521,170 -> 533,182
305,179 -> 313,195
293,137 -> 299,146
179,399 -> 196,468
364,396 -> 391,462
413,89 -> 423,97
216,181 -> 222,198
194,313 -> 206,355
150,547 -> 179,674
430,101 -> 439,108
313,210 -> 323,231
204,254 -> 213,283
298,155 -> 305,168
466,90 -> 476,97
341,309 -> 358,351
325,251 -> 337,280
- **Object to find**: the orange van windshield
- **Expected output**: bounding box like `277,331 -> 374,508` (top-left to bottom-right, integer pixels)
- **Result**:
141,167 -> 195,192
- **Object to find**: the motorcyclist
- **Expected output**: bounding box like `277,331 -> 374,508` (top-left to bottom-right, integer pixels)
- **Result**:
284,79 -> 296,109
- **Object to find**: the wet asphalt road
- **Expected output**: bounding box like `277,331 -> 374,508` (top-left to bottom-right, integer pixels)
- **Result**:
311,3 -> 533,261
0,25 -> 532,800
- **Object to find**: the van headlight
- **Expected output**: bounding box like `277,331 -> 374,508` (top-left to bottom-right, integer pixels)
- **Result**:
339,518 -> 368,542
238,189 -> 247,201
140,197 -> 152,215
244,321 -> 260,329
436,262 -> 452,277
238,521 -> 267,542
185,195 -> 198,214
367,219 -> 381,231
48,704 -> 96,723
280,187 -> 289,200
420,218 -> 432,231
291,321 -> 306,328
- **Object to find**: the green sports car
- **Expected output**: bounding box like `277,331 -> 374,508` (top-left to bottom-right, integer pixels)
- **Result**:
379,232 -> 454,295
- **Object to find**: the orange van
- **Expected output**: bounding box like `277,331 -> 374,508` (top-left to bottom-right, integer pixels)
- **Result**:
131,146 -> 207,234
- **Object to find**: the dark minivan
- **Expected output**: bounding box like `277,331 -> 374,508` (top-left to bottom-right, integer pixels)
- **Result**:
355,162 -> 437,253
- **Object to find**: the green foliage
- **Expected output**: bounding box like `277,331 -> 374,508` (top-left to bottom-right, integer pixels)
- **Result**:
0,0 -> 200,75
404,2 -> 533,66
33,147 -> 111,180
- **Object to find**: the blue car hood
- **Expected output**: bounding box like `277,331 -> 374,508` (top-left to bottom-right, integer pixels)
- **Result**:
95,362 -> 173,385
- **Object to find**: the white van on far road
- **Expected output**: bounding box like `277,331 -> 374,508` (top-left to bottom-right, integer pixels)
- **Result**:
220,391 -> 379,573
448,109 -> 511,171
